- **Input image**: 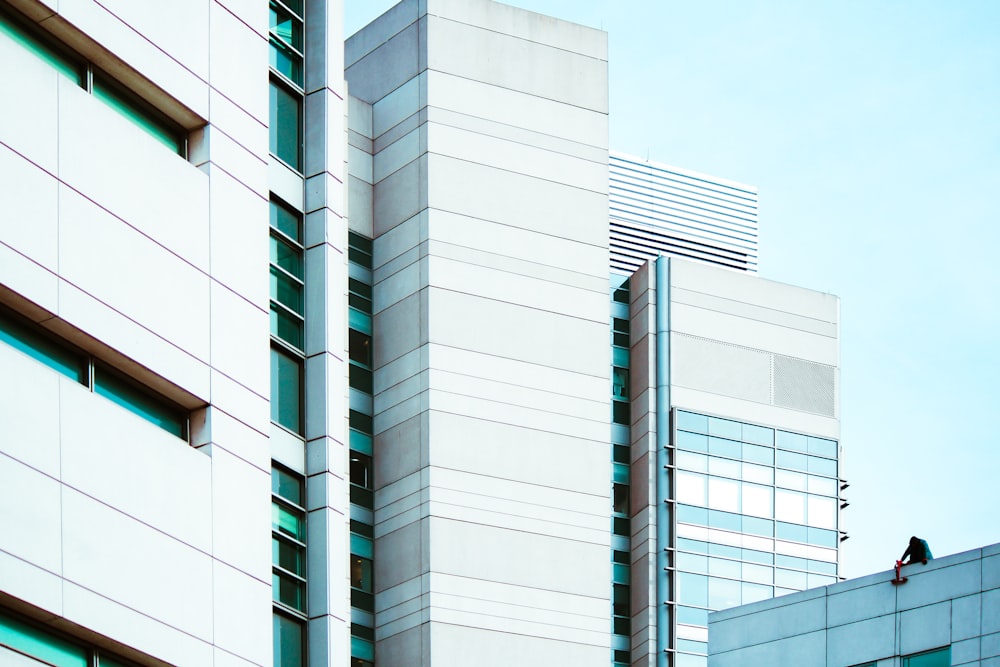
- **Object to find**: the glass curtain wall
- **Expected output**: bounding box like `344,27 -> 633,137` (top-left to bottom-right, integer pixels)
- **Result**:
670,410 -> 839,667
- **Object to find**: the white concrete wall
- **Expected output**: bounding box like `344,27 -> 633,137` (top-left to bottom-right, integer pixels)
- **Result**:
346,1 -> 610,664
668,259 -> 840,440
710,543 -> 1000,667
0,0 -> 274,664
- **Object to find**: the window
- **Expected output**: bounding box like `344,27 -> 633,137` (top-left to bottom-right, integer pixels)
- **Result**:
903,648 -> 951,667
272,466 -> 306,667
0,307 -> 187,438
0,7 -> 185,154
0,608 -> 140,666
270,199 -> 304,350
270,78 -> 302,170
269,0 -> 303,86
269,199 -> 305,435
273,611 -> 305,667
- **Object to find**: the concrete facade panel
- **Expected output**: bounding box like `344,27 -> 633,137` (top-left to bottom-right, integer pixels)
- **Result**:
209,168 -> 268,303
61,488 -> 214,641
58,81 -> 210,271
0,453 -> 62,575
430,518 -> 607,598
425,153 -> 606,244
425,14 -> 607,113
210,282 -> 269,398
0,26 -> 60,172
212,559 -> 272,665
57,185 -> 211,362
0,345 -> 62,477
899,601 -> 952,655
54,0 -> 209,117
209,0 -> 266,123
96,0 -> 209,78
62,580 -> 213,667
426,69 -> 608,147
60,377 -> 212,550
427,122 -> 606,193
426,287 -> 606,378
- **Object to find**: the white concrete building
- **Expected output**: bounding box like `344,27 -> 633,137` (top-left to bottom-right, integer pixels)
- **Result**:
614,257 -> 840,667
709,543 -> 1000,667
610,153 -> 759,275
0,1 -> 840,666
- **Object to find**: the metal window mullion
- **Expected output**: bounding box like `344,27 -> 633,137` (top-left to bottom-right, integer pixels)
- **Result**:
272,528 -> 307,551
272,564 -> 307,584
269,69 -> 304,97
270,261 -> 305,286
270,301 -> 305,325
269,33 -> 304,60
270,225 -> 304,250
270,333 -> 305,359
270,0 -> 304,23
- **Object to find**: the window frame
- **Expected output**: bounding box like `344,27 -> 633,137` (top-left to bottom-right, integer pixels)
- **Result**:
0,5 -> 187,156
0,306 -> 190,440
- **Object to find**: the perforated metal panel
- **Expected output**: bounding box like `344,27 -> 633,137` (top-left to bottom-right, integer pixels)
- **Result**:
672,334 -> 771,404
773,354 -> 836,416
671,333 -> 836,417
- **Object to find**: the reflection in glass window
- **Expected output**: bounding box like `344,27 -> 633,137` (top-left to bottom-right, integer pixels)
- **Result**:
776,449 -> 808,472
742,483 -> 772,518
741,563 -> 772,584
708,436 -> 741,459
808,436 -> 838,458
776,469 -> 807,491
677,473 -> 706,506
708,557 -> 740,579
902,648 -> 951,667
708,576 -> 740,609
708,416 -> 741,440
774,568 -> 808,589
776,430 -> 807,452
708,456 -> 740,479
676,411 -> 708,434
270,79 -> 301,169
742,423 -> 774,445
807,495 -> 837,529
678,572 -> 708,607
676,451 -> 708,472
741,581 -> 772,604
775,490 -> 806,524
742,462 -> 773,484
707,477 -> 739,513
677,430 -> 709,452
742,443 -> 774,466
271,345 -> 302,433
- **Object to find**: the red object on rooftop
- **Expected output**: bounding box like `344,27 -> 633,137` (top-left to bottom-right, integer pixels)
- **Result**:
891,559 -> 908,585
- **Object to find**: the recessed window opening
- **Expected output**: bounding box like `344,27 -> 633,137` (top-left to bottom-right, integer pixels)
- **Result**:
0,6 -> 188,155
0,606 -> 144,666
0,307 -> 188,439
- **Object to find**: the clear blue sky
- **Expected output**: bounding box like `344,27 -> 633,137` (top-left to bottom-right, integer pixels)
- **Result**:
345,1 -> 1000,579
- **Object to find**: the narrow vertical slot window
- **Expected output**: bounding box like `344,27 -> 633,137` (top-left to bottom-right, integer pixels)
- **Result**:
270,79 -> 302,170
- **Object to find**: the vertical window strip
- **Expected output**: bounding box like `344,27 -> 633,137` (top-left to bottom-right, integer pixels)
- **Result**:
348,232 -> 375,665
610,279 -> 631,666
272,467 -> 307,667
269,199 -> 305,434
